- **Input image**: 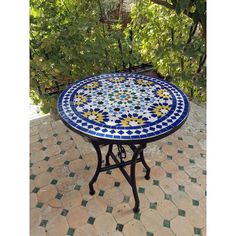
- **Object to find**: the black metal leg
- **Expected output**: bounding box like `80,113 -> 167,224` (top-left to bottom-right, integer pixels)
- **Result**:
130,144 -> 146,213
105,144 -> 113,166
140,150 -> 151,180
89,141 -> 102,195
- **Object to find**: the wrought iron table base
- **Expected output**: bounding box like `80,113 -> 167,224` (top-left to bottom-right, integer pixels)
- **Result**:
88,141 -> 151,213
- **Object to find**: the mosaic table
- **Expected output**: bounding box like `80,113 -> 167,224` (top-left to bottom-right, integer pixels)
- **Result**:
58,72 -> 189,212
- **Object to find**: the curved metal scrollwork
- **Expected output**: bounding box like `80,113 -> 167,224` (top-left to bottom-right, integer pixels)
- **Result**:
117,144 -> 126,162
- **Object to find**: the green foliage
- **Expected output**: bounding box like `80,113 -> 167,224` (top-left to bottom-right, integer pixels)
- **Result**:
128,0 -> 206,102
30,0 -> 206,112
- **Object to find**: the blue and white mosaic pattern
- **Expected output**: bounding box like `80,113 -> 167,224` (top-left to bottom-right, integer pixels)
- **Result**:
58,73 -> 189,141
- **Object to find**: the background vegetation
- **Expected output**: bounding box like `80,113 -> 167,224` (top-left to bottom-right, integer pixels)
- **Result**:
30,0 -> 206,113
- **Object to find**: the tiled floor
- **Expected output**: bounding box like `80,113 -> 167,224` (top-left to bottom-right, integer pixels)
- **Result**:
30,102 -> 206,236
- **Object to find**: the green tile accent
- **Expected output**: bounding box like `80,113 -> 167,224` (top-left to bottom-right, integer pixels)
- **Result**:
70,137 -> 73,141
106,206 -> 113,213
114,181 -> 120,187
177,150 -> 183,154
167,155 -> 172,160
138,187 -> 145,193
106,170 -> 112,175
60,150 -> 65,155
153,180 -> 159,186
188,144 -> 194,149
155,161 -> 161,166
190,177 -> 197,183
30,174 -> 36,180
38,138 -> 43,143
87,216 -> 95,225
53,133 -> 58,137
50,179 -> 58,185
178,137 -> 183,140
85,165 -> 90,170
66,129 -> 69,132
192,199 -> 199,206
116,224 -> 124,232
149,202 -> 157,209
178,185 -> 185,192
203,170 -> 207,175
57,141 -> 62,145
166,172 -> 172,178
30,162 -> 33,168
165,193 -> 172,200
55,192 -> 63,200
194,227 -> 202,235
167,142 -> 172,145
41,147 -> 47,151
79,155 -> 83,159
61,209 -> 69,216
47,167 -> 54,172
74,184 -> 81,191
67,228 -> 75,236
178,166 -> 184,171
32,187 -> 40,193
36,202 -> 44,208
44,156 -> 50,161
163,219 -> 171,228
123,195 -> 130,203
147,232 -> 154,236
143,167 -> 147,173
178,209 -> 186,216
39,219 -> 48,227
69,172 -> 75,177
98,190 -> 105,197
134,212 -> 141,220
189,159 -> 195,164
81,199 -> 88,207
64,160 -> 70,165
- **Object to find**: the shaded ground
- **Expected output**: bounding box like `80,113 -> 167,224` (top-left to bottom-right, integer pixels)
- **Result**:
30,101 -> 206,236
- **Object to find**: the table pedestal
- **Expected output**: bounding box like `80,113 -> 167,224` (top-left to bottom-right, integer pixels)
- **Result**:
88,141 -> 151,213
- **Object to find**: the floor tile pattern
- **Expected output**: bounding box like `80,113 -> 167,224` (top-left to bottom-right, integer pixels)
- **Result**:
30,101 -> 206,236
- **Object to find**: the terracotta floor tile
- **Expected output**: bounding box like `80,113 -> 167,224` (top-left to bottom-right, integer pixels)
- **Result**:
66,206 -> 89,228
30,193 -> 38,208
87,196 -> 107,217
185,164 -> 203,178
45,145 -> 61,157
41,204 -> 61,221
151,166 -> 166,180
109,231 -> 124,236
145,185 -> 165,203
172,191 -> 192,210
45,215 -> 68,236
37,185 -> 57,203
119,180 -> 133,196
74,224 -> 97,236
64,147 -> 81,161
30,226 -> 47,236
185,183 -> 205,200
161,160 -> 179,174
173,154 -> 190,166
96,173 -> 115,190
51,165 -> 70,179
60,139 -> 75,151
172,171 -> 190,185
161,144 -> 178,156
31,134 -> 40,143
129,193 -> 150,211
186,206 -> 206,228
103,187 -> 124,208
123,219 -> 146,236
40,129 -> 54,139
159,178 -> 178,195
141,208 -> 163,232
30,207 -> 41,228
80,184 -> 99,201
47,155 -> 65,168
31,160 -> 49,175
47,199 -> 63,208
62,190 -> 82,209
68,159 -> 86,173
30,142 -> 43,153
94,212 -> 117,235
34,172 -> 54,188
156,200 -> 178,220
30,151 -> 45,164
154,227 -> 175,236
112,203 -> 133,224
42,136 -> 57,147
56,176 -> 78,194
171,216 -> 193,236
182,136 -> 199,146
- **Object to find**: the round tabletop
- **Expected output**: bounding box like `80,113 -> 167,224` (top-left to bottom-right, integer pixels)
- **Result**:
58,73 -> 189,143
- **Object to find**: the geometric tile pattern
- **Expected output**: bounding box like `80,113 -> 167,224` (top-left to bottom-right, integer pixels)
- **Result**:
58,73 -> 189,141
30,103 -> 206,236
